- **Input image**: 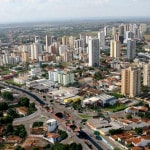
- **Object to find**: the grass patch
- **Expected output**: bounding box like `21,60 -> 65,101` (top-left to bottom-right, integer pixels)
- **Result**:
105,104 -> 126,112
79,114 -> 93,119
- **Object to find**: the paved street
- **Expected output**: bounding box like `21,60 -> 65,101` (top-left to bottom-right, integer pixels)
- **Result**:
0,82 -> 118,150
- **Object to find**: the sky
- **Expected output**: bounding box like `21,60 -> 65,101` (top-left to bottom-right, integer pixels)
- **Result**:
0,0 -> 149,23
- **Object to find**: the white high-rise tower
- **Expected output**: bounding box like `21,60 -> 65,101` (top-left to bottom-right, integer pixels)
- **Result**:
88,37 -> 100,67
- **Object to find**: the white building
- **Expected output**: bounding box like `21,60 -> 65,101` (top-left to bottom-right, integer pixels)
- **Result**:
82,93 -> 116,107
124,31 -> 134,44
143,62 -> 150,87
59,45 -> 68,56
30,68 -> 41,76
98,31 -> 105,48
58,71 -> 75,86
48,69 -> 61,82
88,37 -> 100,67
127,40 -> 136,59
46,119 -> 58,132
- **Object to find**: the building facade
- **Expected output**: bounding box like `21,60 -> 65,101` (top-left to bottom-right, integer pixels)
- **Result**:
121,66 -> 141,98
88,37 -> 100,67
110,40 -> 121,58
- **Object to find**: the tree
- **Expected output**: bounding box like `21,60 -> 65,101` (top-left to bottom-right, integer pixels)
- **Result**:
29,103 -> 35,109
126,113 -> 132,119
7,108 -> 18,118
18,97 -> 30,107
76,144 -> 82,150
14,124 -> 27,138
0,102 -> 8,111
14,145 -> 25,150
114,148 -> 121,150
1,91 -> 14,101
147,143 -> 150,148
58,130 -> 68,140
6,124 -> 13,134
109,128 -> 123,135
94,71 -> 102,80
135,127 -> 143,135
69,143 -> 77,150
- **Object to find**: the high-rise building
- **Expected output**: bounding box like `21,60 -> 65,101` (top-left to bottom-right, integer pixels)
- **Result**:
88,37 -> 100,67
119,24 -> 124,36
143,63 -> 150,87
124,31 -> 134,44
69,36 -> 76,48
127,40 -> 136,59
112,27 -> 116,38
139,23 -> 147,34
104,26 -> 108,36
31,37 -> 43,61
98,31 -> 105,48
46,35 -> 51,52
22,51 -> 29,62
62,36 -> 69,45
124,24 -> 130,32
64,50 -> 73,62
110,40 -> 121,58
121,66 -> 141,98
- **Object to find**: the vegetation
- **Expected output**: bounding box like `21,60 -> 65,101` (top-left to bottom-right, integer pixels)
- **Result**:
1,91 -> 14,101
109,128 -> 123,135
51,143 -> 82,150
126,113 -> 132,119
94,71 -> 103,80
79,114 -> 92,119
141,85 -> 150,93
0,115 -> 13,124
109,93 -> 124,99
134,127 -> 143,135
58,129 -> 68,140
6,80 -> 22,87
14,145 -> 25,150
18,97 -> 36,115
13,124 -> 27,138
104,103 -> 126,112
7,108 -> 19,118
0,102 -> 8,111
32,121 -> 43,128
18,97 -> 30,107
71,101 -> 82,110
137,112 -> 150,119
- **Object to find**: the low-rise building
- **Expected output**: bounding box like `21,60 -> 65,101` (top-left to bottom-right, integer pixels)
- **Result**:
43,133 -> 61,144
82,93 -> 117,107
46,119 -> 58,132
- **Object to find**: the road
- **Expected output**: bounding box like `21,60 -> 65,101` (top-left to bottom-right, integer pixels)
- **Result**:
0,82 -> 114,150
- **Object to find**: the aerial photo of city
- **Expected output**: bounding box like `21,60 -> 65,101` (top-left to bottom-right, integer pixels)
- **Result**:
0,0 -> 150,150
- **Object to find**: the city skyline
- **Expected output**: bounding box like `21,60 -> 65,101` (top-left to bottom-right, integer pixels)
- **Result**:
0,0 -> 150,23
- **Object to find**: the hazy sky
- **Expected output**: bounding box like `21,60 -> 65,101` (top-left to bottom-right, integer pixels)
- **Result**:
0,0 -> 149,23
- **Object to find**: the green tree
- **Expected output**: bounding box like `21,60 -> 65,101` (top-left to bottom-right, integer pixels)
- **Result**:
29,103 -> 35,109
0,102 -> 8,111
18,97 -> 30,107
69,143 -> 77,150
1,92 -> 13,101
126,113 -> 132,119
109,128 -> 123,135
6,123 -> 13,134
14,124 -> 27,138
94,71 -> 102,80
58,130 -> 68,140
147,143 -> 150,148
14,145 -> 25,150
135,127 -> 143,135
76,144 -> 82,150
114,148 -> 121,150
7,108 -> 18,118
